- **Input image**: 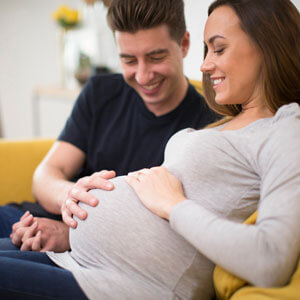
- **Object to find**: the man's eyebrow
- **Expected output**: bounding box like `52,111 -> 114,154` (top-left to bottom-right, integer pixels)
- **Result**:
119,53 -> 135,58
145,49 -> 169,56
119,49 -> 169,58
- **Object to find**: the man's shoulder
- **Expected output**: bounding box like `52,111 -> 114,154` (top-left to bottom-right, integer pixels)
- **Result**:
185,81 -> 221,124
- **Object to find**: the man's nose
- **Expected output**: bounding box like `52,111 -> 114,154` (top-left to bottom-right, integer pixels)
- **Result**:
135,62 -> 154,85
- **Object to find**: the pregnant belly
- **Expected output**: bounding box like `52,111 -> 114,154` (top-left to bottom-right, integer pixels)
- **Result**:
69,176 -> 197,287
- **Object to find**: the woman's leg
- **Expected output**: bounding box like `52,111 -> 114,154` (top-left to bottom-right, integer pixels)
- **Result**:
0,251 -> 88,300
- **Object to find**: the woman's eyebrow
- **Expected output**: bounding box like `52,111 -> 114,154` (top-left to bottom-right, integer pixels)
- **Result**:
207,35 -> 226,45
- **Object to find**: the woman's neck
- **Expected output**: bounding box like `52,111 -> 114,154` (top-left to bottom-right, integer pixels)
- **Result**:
221,104 -> 273,131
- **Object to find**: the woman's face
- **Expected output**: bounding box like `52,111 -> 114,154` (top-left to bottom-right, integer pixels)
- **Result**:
201,5 -> 263,107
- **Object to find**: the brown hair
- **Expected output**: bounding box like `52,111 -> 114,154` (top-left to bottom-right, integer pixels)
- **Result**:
203,0 -> 300,117
107,0 -> 186,44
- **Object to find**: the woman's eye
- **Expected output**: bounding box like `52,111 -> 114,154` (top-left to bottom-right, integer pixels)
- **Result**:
214,48 -> 224,54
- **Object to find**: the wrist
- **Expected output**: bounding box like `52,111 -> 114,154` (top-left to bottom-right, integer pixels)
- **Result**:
164,196 -> 186,220
60,182 -> 75,208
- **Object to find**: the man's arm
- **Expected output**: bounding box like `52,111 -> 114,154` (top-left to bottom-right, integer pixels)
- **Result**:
32,140 -> 85,215
10,141 -> 116,252
33,140 -> 116,227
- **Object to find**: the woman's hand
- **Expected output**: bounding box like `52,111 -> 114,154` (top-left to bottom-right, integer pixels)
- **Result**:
125,166 -> 186,220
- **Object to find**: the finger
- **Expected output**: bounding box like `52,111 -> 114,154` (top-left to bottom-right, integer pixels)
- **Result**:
20,211 -> 30,221
125,175 -> 141,191
92,176 -> 114,190
138,168 -> 150,175
12,213 -> 34,233
127,170 -> 148,182
65,198 -> 88,219
31,231 -> 42,252
97,170 -> 116,180
62,209 -> 78,228
70,187 -> 99,206
88,172 -> 115,190
11,227 -> 27,246
20,237 -> 34,251
21,221 -> 38,243
77,175 -> 114,191
11,221 -> 35,247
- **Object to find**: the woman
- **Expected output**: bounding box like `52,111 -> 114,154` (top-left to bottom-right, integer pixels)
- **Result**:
0,0 -> 299,299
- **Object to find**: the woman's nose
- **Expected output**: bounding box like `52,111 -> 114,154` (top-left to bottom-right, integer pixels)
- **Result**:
200,56 -> 215,74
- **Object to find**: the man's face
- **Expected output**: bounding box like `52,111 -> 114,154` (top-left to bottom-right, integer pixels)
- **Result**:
116,25 -> 190,116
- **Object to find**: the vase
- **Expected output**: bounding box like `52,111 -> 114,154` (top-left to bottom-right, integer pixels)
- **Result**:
57,28 -> 80,89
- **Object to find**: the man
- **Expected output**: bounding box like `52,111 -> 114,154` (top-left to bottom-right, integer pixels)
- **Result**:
0,0 -> 218,252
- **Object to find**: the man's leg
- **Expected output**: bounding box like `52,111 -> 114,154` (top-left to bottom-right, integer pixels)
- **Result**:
0,251 -> 88,300
0,205 -> 24,237
0,238 -> 19,250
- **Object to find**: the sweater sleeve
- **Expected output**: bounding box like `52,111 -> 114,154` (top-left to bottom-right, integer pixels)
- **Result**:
170,119 -> 300,287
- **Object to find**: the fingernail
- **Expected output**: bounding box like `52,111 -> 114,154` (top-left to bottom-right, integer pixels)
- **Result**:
106,182 -> 113,188
90,199 -> 98,206
80,211 -> 87,219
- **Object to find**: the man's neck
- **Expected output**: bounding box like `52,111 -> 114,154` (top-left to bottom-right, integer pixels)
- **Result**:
146,77 -> 189,117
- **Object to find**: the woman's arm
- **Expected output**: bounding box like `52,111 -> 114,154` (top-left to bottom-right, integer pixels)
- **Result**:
126,121 -> 300,287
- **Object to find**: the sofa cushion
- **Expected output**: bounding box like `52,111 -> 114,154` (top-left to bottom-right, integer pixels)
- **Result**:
213,211 -> 300,300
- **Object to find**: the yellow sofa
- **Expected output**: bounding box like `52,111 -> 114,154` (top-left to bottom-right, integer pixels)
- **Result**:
0,138 -> 54,206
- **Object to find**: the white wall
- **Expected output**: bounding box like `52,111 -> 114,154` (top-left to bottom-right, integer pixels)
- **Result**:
184,0 -> 300,80
0,0 -> 82,138
0,0 -> 299,138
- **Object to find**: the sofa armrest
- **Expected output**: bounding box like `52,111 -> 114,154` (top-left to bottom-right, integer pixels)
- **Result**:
189,79 -> 203,96
0,138 -> 54,206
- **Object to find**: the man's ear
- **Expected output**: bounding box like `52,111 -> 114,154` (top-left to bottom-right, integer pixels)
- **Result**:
181,31 -> 190,58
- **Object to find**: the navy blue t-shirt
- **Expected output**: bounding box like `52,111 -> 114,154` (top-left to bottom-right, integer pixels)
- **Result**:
58,73 -> 219,178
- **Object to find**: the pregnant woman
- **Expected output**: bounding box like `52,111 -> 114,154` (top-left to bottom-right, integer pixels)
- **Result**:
0,0 -> 299,299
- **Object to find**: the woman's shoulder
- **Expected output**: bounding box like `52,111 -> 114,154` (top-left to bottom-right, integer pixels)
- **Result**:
271,103 -> 300,139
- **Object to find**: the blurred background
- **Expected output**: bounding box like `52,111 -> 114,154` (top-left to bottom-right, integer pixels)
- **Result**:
0,0 -> 299,139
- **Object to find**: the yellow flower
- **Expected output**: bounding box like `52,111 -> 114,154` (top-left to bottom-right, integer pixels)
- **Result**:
52,5 -> 80,29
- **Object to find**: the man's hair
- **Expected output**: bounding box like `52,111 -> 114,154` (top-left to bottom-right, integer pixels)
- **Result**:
107,0 -> 186,43
202,0 -> 300,116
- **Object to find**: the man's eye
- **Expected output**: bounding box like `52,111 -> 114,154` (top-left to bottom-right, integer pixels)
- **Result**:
122,59 -> 136,65
151,56 -> 166,62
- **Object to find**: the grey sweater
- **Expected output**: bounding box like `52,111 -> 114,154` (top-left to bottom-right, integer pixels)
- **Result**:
47,103 -> 300,300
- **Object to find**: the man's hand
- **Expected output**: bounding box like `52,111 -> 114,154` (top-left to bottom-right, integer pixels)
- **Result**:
62,170 -> 116,228
10,211 -> 34,247
11,212 -> 70,252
